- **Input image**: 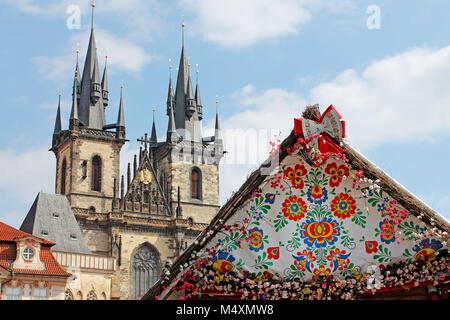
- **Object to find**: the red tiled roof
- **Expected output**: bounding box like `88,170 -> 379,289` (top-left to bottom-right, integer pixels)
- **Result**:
0,221 -> 71,277
0,221 -> 54,245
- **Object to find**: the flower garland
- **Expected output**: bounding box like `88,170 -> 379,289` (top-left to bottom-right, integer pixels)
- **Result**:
161,252 -> 449,300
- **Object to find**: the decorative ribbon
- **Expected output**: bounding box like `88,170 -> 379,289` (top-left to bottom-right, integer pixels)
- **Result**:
294,105 -> 346,154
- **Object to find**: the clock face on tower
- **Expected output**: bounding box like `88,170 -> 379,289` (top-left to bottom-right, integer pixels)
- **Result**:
139,168 -> 152,184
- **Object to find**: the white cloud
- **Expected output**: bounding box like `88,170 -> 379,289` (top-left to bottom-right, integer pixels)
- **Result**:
33,28 -> 152,81
0,145 -> 55,227
8,0 -> 166,41
310,46 -> 450,150
215,45 -> 450,202
179,0 -> 312,48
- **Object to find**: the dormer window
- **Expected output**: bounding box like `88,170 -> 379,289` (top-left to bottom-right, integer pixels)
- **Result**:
22,247 -> 34,260
70,234 -> 78,240
41,230 -> 49,236
52,212 -> 59,218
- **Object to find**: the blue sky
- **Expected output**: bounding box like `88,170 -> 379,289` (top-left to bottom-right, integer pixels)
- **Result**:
1,0 -> 450,228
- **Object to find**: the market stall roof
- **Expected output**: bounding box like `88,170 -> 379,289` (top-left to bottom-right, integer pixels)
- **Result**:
143,105 -> 450,300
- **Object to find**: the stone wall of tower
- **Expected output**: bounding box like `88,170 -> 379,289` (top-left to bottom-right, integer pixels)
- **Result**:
155,145 -> 221,225
54,133 -> 122,214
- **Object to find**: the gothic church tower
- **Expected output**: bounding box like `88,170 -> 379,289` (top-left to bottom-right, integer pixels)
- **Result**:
50,10 -> 126,217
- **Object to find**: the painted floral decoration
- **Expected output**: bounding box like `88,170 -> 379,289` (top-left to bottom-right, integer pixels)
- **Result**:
292,250 -> 316,272
283,164 -> 307,189
248,227 -> 265,252
299,217 -> 341,248
267,247 -> 280,260
365,241 -> 378,254
211,251 -> 235,273
281,195 -> 308,222
264,193 -> 276,204
306,184 -> 329,205
327,248 -> 351,272
412,239 -> 443,261
325,162 -> 349,187
330,193 -> 357,219
312,265 -> 332,280
379,219 -> 395,244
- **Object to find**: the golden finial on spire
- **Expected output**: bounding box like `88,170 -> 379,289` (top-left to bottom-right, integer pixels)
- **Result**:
121,79 -> 124,89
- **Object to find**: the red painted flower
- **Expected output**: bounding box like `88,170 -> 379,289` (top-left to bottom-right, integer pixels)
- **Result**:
365,241 -> 378,254
327,248 -> 351,272
312,265 -> 332,280
325,162 -> 349,187
283,164 -> 307,189
330,193 -> 357,219
267,247 -> 280,260
281,195 -> 308,222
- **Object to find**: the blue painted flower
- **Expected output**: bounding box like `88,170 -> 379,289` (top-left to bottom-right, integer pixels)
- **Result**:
248,227 -> 265,252
254,211 -> 263,221
377,203 -> 386,212
306,185 -> 328,205
264,193 -> 276,204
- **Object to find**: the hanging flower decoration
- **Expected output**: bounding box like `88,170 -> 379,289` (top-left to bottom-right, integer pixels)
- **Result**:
299,217 -> 341,248
281,195 -> 308,222
325,162 -> 349,187
283,164 -> 307,189
330,193 -> 357,219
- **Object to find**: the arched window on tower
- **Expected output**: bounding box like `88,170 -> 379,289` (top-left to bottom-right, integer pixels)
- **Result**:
91,156 -> 102,192
131,244 -> 159,299
61,158 -> 67,195
191,167 -> 202,200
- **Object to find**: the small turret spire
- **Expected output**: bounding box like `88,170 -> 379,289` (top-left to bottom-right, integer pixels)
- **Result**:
117,83 -> 125,128
195,65 -> 203,120
102,55 -> 109,107
53,94 -> 62,135
150,109 -> 157,145
167,59 -> 174,116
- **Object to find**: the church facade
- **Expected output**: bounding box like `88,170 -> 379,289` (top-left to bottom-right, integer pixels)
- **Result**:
48,11 -> 224,299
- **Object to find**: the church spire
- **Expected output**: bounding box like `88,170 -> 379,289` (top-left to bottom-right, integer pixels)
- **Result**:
166,60 -> 174,116
101,55 -> 109,108
195,66 -> 203,120
70,74 -> 80,130
214,97 -> 224,163
53,94 -> 62,135
116,83 -> 126,141
150,109 -> 157,145
77,2 -> 105,130
117,84 -> 125,128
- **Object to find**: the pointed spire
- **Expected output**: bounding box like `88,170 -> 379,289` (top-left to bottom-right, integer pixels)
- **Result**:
53,94 -> 62,135
78,1 -> 105,129
214,96 -> 222,142
150,109 -> 157,145
102,55 -> 109,107
70,78 -> 79,125
166,59 -> 174,116
117,83 -> 125,128
195,66 -> 203,120
167,104 -> 178,143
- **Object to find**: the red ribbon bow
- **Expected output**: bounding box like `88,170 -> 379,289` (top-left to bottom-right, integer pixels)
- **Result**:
294,105 -> 346,154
